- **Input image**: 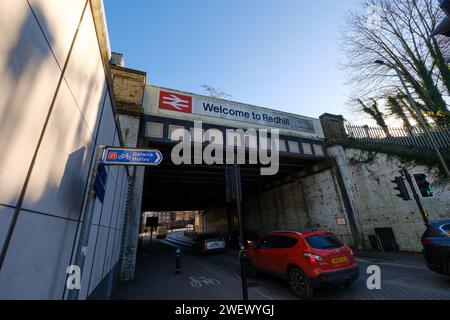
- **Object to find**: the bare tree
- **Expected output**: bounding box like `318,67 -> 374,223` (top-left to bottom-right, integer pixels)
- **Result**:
200,84 -> 232,99
342,0 -> 450,126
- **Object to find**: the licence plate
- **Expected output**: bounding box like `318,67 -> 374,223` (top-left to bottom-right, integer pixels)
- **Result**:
208,242 -> 223,248
331,256 -> 348,264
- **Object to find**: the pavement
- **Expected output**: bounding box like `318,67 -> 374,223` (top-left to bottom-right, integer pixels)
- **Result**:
164,229 -> 194,246
113,234 -> 272,300
354,249 -> 425,265
113,231 -> 450,300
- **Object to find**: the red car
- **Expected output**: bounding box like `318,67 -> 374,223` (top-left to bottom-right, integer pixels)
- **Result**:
247,231 -> 359,299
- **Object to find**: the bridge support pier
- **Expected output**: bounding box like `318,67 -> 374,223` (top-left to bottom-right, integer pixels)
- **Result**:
109,61 -> 147,281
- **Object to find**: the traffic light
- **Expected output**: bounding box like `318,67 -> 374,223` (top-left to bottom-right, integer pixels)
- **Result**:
414,174 -> 434,198
391,176 -> 411,201
431,0 -> 450,37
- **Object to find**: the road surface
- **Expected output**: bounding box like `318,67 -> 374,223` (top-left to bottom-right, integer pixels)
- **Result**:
113,231 -> 450,300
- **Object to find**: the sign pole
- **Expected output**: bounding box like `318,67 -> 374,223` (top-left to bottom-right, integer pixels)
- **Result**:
68,145 -> 105,300
233,164 -> 248,301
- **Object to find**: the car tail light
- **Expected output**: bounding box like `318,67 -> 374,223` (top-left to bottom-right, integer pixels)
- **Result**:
204,241 -> 208,250
304,253 -> 324,263
421,239 -> 431,246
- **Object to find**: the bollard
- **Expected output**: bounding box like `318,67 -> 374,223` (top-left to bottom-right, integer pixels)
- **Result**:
175,248 -> 181,274
239,248 -> 249,300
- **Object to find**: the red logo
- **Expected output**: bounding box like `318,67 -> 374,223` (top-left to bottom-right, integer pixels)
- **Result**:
107,152 -> 118,160
159,91 -> 192,114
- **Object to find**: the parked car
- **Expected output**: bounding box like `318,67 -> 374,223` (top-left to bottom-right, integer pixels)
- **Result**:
192,233 -> 226,255
247,231 -> 359,299
421,220 -> 450,276
227,230 -> 259,249
156,226 -> 168,239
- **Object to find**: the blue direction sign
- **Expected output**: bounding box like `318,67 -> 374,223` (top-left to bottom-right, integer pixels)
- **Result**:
94,163 -> 107,203
102,148 -> 163,166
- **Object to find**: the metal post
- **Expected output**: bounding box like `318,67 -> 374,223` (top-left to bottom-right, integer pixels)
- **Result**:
150,228 -> 153,247
402,167 -> 429,224
175,248 -> 181,274
234,164 -> 248,300
393,66 -> 450,178
68,146 -> 105,300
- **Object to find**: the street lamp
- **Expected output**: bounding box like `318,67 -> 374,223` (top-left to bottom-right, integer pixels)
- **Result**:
431,0 -> 450,63
431,0 -> 450,38
374,60 -> 450,178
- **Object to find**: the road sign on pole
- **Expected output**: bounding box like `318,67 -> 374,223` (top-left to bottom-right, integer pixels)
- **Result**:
68,145 -> 105,300
102,147 -> 163,166
68,146 -> 162,300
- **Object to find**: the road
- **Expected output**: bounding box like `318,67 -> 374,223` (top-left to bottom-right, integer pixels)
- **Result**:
113,231 -> 450,300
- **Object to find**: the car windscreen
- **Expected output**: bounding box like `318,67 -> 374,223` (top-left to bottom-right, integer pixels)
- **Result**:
441,224 -> 450,235
305,234 -> 344,250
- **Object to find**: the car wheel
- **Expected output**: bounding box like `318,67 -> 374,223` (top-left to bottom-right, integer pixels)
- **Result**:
288,267 -> 313,299
343,279 -> 355,288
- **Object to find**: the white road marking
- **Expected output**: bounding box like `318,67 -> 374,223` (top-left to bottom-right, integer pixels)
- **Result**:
190,276 -> 221,288
158,238 -> 280,300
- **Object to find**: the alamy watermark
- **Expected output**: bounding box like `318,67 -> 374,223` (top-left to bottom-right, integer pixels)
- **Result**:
170,121 -> 280,176
366,265 -> 381,290
66,265 -> 81,290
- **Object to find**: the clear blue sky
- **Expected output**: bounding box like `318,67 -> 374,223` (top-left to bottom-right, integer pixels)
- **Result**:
104,0 -> 362,121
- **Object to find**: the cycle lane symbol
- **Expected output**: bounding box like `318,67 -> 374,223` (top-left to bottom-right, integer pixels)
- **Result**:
190,276 -> 221,288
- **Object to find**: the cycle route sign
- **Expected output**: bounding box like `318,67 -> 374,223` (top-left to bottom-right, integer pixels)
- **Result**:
102,147 -> 163,166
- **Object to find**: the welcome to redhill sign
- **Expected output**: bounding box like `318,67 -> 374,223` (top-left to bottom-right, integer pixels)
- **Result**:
156,87 -> 317,134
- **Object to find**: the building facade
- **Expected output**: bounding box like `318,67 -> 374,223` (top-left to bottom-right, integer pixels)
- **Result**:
0,0 -> 131,299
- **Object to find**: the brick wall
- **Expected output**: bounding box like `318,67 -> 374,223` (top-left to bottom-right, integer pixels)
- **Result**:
110,66 -> 146,116
200,147 -> 449,252
201,166 -> 354,245
117,114 -> 146,281
120,165 -> 144,280
331,146 -> 450,252
110,64 -> 147,281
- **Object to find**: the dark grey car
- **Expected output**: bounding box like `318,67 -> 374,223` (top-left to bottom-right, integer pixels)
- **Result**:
192,233 -> 226,255
421,220 -> 450,276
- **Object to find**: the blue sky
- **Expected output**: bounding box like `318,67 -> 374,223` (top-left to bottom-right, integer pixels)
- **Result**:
104,0 -> 362,122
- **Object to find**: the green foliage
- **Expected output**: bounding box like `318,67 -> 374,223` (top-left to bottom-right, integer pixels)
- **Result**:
386,95 -> 412,129
396,93 -> 431,127
426,110 -> 450,127
357,99 -> 389,134
348,151 -> 377,166
327,136 -> 450,180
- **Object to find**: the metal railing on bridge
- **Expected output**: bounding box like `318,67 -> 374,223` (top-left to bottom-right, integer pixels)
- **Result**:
345,124 -> 450,150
